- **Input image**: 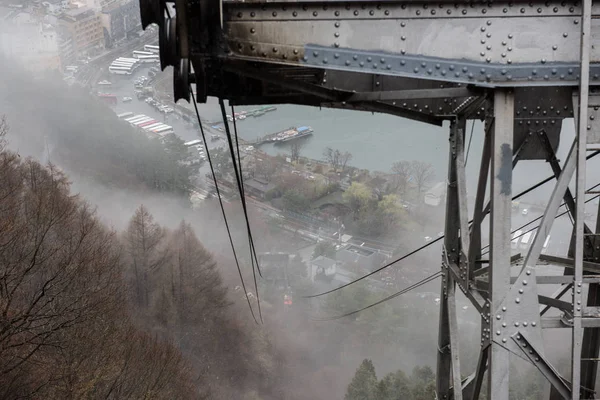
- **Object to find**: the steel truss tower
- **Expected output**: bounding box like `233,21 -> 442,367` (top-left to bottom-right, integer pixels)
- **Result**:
139,0 -> 600,397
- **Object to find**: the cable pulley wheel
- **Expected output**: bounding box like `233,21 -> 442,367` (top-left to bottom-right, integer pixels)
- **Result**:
140,0 -> 162,29
174,58 -> 190,102
159,16 -> 170,70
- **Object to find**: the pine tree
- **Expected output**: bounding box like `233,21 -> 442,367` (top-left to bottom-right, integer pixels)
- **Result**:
345,359 -> 378,400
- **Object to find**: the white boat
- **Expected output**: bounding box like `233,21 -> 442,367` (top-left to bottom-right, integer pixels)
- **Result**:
122,97 -> 133,102
97,80 -> 112,85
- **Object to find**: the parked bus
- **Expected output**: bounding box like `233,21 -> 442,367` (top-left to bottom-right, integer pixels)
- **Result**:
112,61 -> 136,67
520,230 -> 535,250
133,117 -> 155,126
125,114 -> 145,122
184,139 -> 203,147
149,124 -> 169,132
152,125 -> 173,134
139,120 -> 158,127
117,112 -> 134,119
109,66 -> 133,75
144,44 -> 160,53
115,57 -> 138,63
143,122 -> 164,131
133,50 -> 154,58
136,55 -> 159,63
511,230 -> 522,249
127,116 -> 150,124
542,235 -> 551,253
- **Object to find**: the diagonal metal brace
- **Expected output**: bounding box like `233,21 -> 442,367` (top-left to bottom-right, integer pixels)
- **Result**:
512,331 -> 571,400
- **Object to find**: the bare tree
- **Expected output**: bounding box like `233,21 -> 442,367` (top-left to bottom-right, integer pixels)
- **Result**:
124,205 -> 170,308
323,147 -> 341,171
0,156 -> 123,397
391,161 -> 411,195
410,161 -> 435,196
340,151 -> 353,172
290,141 -> 305,163
255,157 -> 277,182
0,115 -> 8,152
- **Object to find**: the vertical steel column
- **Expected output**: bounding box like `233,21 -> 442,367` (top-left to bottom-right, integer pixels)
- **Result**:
448,275 -> 463,400
573,1 -> 592,398
488,90 -> 514,400
469,124 -> 491,277
437,119 -> 461,400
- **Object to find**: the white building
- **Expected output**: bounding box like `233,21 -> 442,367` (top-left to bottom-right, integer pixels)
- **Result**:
0,12 -> 62,73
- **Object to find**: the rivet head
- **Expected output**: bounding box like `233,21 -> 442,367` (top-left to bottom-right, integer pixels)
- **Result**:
250,11 -> 256,17
519,289 -> 524,294
502,338 -> 507,343
541,58 -> 547,64
496,330 -> 501,335
502,322 -> 507,327
384,10 -> 389,15
272,11 -> 277,16
401,36 -> 406,41
496,315 -> 501,320
334,32 -> 340,37
502,307 -> 507,312
250,28 -> 256,33
526,270 -> 531,275
313,51 -> 319,57
523,280 -> 528,285
353,10 -> 359,16
334,11 -> 339,16
563,32 -> 568,37
532,322 -> 536,327
345,60 -> 350,65
508,33 -> 513,39
515,297 -> 521,303
523,322 -> 528,327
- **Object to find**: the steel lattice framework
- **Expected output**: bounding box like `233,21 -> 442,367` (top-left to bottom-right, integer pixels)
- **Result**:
138,0 -> 600,398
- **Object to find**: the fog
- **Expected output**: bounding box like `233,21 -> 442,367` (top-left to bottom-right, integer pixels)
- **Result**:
0,51 -> 592,398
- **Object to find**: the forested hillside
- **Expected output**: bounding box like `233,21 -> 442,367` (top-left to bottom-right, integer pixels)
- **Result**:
0,121 -> 285,399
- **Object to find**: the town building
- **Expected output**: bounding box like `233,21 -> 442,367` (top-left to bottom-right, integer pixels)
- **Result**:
59,7 -> 104,57
0,9 -> 62,73
335,244 -> 389,272
100,0 -> 141,47
244,178 -> 277,200
40,0 -> 69,16
310,256 -> 338,282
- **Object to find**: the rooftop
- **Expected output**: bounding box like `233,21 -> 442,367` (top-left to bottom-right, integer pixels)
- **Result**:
61,7 -> 95,21
311,256 -> 337,269
244,178 -> 276,194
